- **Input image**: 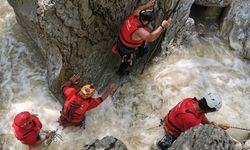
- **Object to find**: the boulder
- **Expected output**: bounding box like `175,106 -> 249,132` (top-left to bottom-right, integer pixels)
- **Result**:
175,17 -> 197,45
160,0 -> 195,51
81,136 -> 127,150
169,124 -> 241,150
221,0 -> 250,59
243,138 -> 250,150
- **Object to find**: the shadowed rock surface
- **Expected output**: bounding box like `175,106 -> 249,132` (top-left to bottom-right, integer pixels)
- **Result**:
7,0 -> 194,102
194,0 -> 231,7
81,136 -> 127,150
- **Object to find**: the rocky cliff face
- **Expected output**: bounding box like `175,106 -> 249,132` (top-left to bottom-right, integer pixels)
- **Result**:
7,0 -> 194,102
221,0 -> 250,59
7,0 -> 136,101
192,0 -> 250,59
194,0 -> 231,7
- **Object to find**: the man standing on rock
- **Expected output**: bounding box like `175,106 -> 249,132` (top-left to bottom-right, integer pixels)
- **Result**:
155,93 -> 230,150
58,74 -> 116,128
112,0 -> 171,75
12,111 -> 53,149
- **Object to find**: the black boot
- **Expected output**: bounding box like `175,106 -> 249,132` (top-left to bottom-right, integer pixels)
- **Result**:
117,62 -> 131,76
156,134 -> 173,150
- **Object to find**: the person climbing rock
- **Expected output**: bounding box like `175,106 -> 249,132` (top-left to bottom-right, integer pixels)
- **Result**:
12,111 -> 53,149
58,74 -> 116,128
112,0 -> 171,75
156,93 -> 230,150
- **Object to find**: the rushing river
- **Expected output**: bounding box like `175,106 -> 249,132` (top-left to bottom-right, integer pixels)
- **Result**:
0,1 -> 250,150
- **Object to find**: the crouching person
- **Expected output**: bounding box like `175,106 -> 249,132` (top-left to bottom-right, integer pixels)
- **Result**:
58,74 -> 116,128
156,93 -> 230,150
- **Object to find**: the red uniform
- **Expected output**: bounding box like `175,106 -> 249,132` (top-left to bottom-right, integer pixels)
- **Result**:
119,15 -> 148,49
164,98 -> 205,137
12,115 -> 42,146
61,86 -> 102,125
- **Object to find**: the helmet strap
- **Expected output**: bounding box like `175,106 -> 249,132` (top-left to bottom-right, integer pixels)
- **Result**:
198,98 -> 216,113
138,17 -> 147,27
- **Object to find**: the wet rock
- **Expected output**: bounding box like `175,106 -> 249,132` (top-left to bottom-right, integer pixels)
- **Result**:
161,0 -> 194,51
81,136 -> 127,150
7,0 -> 194,102
221,0 -> 250,59
243,141 -> 250,150
194,0 -> 231,7
176,17 -> 197,45
169,124 -> 241,150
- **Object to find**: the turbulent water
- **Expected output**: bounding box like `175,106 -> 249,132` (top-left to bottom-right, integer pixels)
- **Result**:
0,1 -> 250,150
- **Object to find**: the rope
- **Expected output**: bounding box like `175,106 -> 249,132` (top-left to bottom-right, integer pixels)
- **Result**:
230,126 -> 250,132
147,100 -> 168,131
147,125 -> 250,132
42,129 -> 63,150
140,0 -> 182,74
147,125 -> 160,130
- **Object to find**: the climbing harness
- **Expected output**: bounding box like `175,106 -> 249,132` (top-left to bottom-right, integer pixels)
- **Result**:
58,100 -> 82,128
121,53 -> 134,66
41,129 -> 63,150
140,0 -> 182,74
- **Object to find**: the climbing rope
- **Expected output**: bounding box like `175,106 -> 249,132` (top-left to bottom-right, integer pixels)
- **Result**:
147,124 -> 250,132
140,0 -> 182,74
229,126 -> 250,132
147,99 -> 168,131
41,129 -> 63,150
147,122 -> 162,130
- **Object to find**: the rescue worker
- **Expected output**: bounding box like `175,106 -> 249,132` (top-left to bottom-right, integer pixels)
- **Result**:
12,111 -> 52,149
156,93 -> 230,150
113,0 -> 172,75
58,74 -> 116,128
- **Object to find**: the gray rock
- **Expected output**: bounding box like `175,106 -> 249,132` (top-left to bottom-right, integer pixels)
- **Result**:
161,0 -> 195,51
194,0 -> 231,7
175,17 -> 197,45
169,124 -> 241,150
243,138 -> 250,150
221,0 -> 250,59
7,0 -> 194,101
81,136 -> 127,150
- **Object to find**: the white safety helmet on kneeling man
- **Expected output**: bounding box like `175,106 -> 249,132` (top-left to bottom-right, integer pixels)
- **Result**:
204,92 -> 222,111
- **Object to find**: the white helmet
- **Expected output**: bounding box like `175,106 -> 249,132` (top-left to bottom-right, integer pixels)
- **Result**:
204,93 -> 222,111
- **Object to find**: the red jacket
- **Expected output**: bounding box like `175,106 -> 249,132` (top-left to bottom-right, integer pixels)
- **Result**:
119,15 -> 148,48
12,115 -> 42,146
62,86 -> 102,124
164,98 -> 205,137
